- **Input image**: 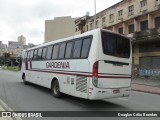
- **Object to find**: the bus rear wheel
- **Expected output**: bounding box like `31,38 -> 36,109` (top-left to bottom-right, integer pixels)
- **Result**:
51,80 -> 61,98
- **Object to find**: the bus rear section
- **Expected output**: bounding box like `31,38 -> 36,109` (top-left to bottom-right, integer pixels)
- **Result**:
89,30 -> 132,100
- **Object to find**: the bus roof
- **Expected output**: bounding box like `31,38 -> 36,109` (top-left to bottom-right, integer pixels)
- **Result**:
24,28 -> 129,51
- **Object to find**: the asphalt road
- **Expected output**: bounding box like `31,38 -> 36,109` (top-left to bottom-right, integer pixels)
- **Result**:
0,69 -> 160,120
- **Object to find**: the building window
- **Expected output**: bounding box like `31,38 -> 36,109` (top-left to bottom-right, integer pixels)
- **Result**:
102,17 -> 106,26
96,20 -> 99,28
139,42 -> 160,53
90,23 -> 93,30
118,27 -> 123,34
140,20 -> 148,31
155,16 -> 160,28
128,5 -> 134,16
140,0 -> 147,11
156,0 -> 160,5
109,14 -> 114,23
128,24 -> 134,34
118,10 -> 123,19
86,25 -> 88,31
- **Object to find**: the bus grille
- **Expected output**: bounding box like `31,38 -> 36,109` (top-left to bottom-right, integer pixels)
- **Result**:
76,76 -> 87,93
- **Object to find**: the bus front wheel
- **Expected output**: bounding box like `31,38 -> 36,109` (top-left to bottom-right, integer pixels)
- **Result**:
51,80 -> 61,98
22,73 -> 28,85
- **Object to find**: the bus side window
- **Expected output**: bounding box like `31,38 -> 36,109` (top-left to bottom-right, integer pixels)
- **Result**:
18,57 -> 22,69
27,51 -> 31,61
81,37 -> 92,58
65,41 -> 72,59
52,44 -> 59,59
24,52 -> 27,62
37,48 -> 42,60
33,49 -> 38,60
30,50 -> 34,61
46,45 -> 53,60
58,43 -> 66,59
72,39 -> 82,58
42,47 -> 47,60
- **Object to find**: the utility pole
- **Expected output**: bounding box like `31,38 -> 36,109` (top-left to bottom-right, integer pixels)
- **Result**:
4,54 -> 5,68
94,0 -> 96,29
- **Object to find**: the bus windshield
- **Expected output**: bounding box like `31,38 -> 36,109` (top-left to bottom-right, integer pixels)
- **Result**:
101,31 -> 130,58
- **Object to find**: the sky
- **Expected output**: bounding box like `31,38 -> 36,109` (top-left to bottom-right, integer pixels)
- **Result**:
0,0 -> 122,45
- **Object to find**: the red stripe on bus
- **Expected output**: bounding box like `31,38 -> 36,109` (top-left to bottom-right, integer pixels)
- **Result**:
28,69 -> 131,79
29,69 -> 92,77
98,76 -> 131,78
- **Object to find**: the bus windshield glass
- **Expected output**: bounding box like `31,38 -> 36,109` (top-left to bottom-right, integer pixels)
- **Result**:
101,30 -> 130,58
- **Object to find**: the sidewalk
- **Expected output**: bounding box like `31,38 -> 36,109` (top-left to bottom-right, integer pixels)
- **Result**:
131,78 -> 160,95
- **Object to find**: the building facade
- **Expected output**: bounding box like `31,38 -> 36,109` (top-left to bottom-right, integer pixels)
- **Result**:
0,41 -> 7,49
18,35 -> 26,45
1,44 -> 7,49
8,41 -> 23,49
45,16 -> 78,43
75,0 -> 160,76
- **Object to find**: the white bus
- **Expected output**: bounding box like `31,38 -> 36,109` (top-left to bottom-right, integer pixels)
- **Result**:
19,28 -> 132,100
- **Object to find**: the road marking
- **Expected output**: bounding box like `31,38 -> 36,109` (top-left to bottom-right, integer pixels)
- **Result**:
0,105 -> 5,111
1,115 -> 13,120
6,116 -> 13,120
0,99 -> 13,111
0,105 -> 13,120
0,99 -> 22,120
118,98 -> 128,101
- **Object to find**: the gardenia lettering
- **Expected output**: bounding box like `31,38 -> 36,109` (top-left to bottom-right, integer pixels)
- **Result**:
46,62 -> 70,69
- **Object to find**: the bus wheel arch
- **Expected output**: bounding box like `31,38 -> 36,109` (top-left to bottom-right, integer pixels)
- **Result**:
22,72 -> 28,85
22,73 -> 25,80
51,77 -> 62,98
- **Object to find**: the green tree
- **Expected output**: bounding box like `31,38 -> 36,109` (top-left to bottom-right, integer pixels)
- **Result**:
3,53 -> 10,57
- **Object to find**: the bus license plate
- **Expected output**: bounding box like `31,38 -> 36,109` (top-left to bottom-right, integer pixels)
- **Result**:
113,89 -> 120,94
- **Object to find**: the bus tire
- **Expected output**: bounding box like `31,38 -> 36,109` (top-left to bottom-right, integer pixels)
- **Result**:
22,73 -> 28,85
51,80 -> 61,98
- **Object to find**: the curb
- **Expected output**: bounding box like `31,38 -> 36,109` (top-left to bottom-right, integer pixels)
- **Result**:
132,89 -> 160,95
132,83 -> 160,87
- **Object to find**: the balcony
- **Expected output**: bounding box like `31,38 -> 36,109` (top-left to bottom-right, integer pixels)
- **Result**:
133,28 -> 160,43
75,20 -> 85,26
